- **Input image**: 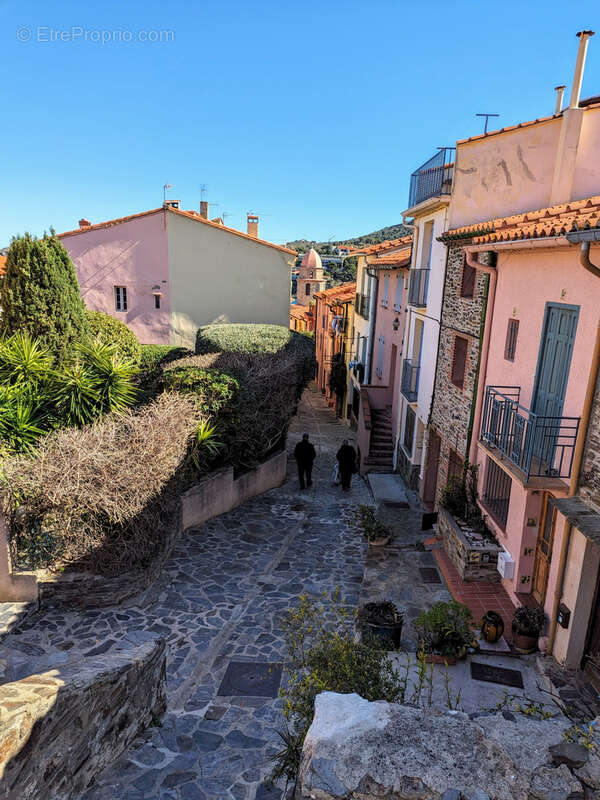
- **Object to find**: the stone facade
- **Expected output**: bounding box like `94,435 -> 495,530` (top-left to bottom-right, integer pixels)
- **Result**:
438,506 -> 501,582
0,637 -> 166,800
427,244 -> 488,504
579,365 -> 600,509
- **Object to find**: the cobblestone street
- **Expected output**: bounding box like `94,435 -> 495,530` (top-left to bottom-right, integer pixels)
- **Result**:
0,388 -> 371,800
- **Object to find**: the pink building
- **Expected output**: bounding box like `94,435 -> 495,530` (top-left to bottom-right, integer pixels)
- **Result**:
59,205 -> 296,348
355,241 -> 412,473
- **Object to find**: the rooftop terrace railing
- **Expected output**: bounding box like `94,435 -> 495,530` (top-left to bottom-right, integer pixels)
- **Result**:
408,147 -> 455,209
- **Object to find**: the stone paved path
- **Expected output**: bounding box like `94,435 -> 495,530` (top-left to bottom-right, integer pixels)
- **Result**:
0,388 -> 371,800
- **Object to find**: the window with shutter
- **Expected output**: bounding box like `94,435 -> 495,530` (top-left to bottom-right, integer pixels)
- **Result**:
504,319 -> 520,361
114,286 -> 128,312
460,258 -> 476,298
403,406 -> 416,453
376,336 -> 385,376
305,283 -> 311,296
382,273 -> 389,306
394,274 -> 403,310
451,336 -> 468,389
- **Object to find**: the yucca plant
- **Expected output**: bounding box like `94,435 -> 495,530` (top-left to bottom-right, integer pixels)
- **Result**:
0,333 -> 53,388
50,361 -> 101,427
0,386 -> 48,454
76,341 -> 139,414
190,417 -> 224,473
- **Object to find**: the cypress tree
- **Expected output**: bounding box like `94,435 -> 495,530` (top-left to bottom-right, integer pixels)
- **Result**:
0,231 -> 88,363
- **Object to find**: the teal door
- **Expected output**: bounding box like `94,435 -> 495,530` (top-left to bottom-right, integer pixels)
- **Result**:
530,304 -> 579,471
532,304 -> 579,418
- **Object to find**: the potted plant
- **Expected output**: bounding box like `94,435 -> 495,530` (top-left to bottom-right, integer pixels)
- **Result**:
359,601 -> 404,648
415,601 -> 473,664
511,606 -> 546,653
356,505 -> 391,547
481,610 -> 505,644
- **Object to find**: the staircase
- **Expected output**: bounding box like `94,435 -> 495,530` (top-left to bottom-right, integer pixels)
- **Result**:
365,407 -> 394,472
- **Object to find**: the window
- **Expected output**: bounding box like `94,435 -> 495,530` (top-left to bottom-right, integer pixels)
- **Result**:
403,406 -> 416,454
448,449 -> 464,483
305,283 -> 311,296
451,335 -> 468,389
482,458 -> 512,529
154,294 -> 161,309
394,274 -> 403,310
382,273 -> 389,306
376,336 -> 384,377
504,318 -> 520,361
361,336 -> 367,366
114,286 -> 127,311
460,258 -> 476,298
421,221 -> 434,269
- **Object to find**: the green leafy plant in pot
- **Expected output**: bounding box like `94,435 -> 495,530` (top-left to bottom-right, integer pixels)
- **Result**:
356,505 -> 391,546
415,600 -> 473,664
511,606 -> 546,654
359,601 -> 404,649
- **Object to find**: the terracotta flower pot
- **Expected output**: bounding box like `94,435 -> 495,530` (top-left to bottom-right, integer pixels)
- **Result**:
368,536 -> 391,547
362,619 -> 403,648
424,653 -> 457,665
481,611 -> 504,644
512,631 -> 538,654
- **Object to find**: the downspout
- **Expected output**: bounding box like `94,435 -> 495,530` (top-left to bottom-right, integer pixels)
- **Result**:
465,249 -> 498,465
548,237 -> 600,654
365,268 -> 379,384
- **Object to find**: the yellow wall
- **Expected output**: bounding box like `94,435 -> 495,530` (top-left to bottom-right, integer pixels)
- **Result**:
167,213 -> 294,348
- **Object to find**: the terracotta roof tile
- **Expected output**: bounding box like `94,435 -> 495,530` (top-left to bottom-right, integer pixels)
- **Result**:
442,195 -> 600,245
367,245 -> 412,267
0,255 -> 6,277
290,304 -> 313,320
353,235 -> 412,255
58,206 -> 296,256
313,281 -> 357,304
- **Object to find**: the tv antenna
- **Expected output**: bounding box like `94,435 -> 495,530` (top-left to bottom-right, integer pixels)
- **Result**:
476,113 -> 499,134
247,209 -> 272,217
200,184 -> 208,200
163,183 -> 173,204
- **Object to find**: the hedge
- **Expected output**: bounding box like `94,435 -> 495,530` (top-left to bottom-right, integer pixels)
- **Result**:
196,323 -> 305,356
86,310 -> 142,365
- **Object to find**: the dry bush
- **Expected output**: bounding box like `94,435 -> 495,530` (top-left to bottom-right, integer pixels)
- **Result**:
1,392 -> 198,574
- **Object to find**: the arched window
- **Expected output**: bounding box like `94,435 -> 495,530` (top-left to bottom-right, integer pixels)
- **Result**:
305,283 -> 311,296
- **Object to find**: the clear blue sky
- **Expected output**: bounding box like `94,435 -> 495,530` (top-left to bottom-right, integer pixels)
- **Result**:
1,0 -> 599,247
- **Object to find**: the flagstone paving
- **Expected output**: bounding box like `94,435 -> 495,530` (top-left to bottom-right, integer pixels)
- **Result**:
0,388 -> 371,800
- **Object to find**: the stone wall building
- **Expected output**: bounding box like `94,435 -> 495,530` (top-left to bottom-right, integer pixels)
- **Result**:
424,244 -> 488,508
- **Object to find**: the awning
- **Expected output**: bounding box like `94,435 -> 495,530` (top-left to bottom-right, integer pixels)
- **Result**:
550,496 -> 600,545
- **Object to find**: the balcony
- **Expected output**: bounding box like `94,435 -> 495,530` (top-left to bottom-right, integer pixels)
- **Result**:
408,148 -> 454,209
354,293 -> 370,320
480,386 -> 580,481
408,269 -> 429,308
401,359 -> 420,402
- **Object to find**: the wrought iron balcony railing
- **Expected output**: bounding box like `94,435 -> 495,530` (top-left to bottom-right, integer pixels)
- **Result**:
408,269 -> 429,307
354,292 -> 370,320
408,148 -> 455,209
401,359 -> 420,402
480,386 -> 580,481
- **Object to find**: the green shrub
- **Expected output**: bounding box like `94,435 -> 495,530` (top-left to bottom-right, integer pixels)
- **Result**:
0,232 -> 88,363
196,323 -> 302,355
0,386 -> 48,455
86,310 -> 142,365
162,366 -> 238,415
139,344 -> 193,373
415,601 -> 474,658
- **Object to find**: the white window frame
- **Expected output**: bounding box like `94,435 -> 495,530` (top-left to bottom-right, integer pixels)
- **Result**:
114,286 -> 128,312
394,274 -> 403,311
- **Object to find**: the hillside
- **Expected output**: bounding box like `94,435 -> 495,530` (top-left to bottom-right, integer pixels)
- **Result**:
286,222 -> 411,254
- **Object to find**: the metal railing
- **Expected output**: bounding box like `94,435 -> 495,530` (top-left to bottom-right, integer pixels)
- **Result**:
408,148 -> 455,208
401,359 -> 420,402
354,293 -> 370,320
408,269 -> 429,307
480,386 -> 580,480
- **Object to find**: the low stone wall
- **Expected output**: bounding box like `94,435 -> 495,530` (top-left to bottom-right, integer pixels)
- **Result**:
438,506 -> 501,582
0,637 -> 166,800
181,448 -> 287,531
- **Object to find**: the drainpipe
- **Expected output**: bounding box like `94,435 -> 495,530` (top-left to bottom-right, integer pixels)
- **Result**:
465,249 -> 497,466
547,236 -> 600,654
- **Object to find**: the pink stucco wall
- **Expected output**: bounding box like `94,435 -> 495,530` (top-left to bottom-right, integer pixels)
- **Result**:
371,269 -> 406,435
476,244 -> 600,603
61,211 -> 170,344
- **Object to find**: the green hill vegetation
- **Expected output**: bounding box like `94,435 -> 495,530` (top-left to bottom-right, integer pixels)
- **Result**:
286,222 -> 411,254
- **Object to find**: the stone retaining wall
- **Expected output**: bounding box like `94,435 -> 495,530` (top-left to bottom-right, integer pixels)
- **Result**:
438,506 -> 501,582
0,637 -> 166,800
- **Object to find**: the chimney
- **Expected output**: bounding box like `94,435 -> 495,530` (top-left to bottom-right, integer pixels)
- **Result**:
79,218 -> 91,228
554,85 -> 566,114
570,30 -> 595,108
200,200 -> 209,219
247,214 -> 259,238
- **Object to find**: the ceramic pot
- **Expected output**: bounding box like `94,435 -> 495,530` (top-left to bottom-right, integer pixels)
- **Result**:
481,611 -> 504,644
368,536 -> 391,547
512,631 -> 538,654
362,619 -> 403,648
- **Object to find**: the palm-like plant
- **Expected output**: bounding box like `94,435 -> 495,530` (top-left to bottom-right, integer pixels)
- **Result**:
0,385 -> 48,454
50,361 -> 101,427
76,341 -> 139,414
0,333 -> 53,388
190,417 -> 224,473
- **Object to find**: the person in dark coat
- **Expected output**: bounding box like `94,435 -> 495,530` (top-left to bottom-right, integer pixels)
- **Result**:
294,433 -> 316,490
336,439 -> 357,491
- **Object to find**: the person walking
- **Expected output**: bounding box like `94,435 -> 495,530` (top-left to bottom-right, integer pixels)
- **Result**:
294,433 -> 316,490
336,439 -> 357,492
